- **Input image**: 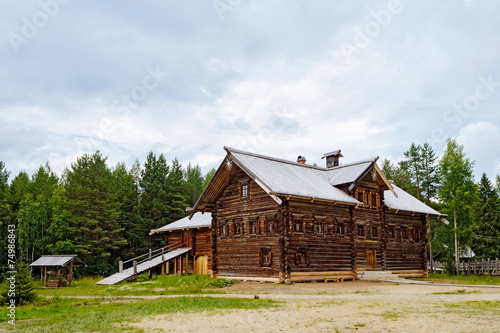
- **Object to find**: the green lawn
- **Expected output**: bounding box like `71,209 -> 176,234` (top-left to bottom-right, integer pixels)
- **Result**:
1,296 -> 278,332
422,273 -> 500,285
35,274 -> 235,297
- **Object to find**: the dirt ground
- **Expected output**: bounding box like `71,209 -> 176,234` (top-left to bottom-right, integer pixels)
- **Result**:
133,280 -> 500,333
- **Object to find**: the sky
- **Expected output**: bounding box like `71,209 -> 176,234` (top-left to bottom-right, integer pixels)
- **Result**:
1,0 -> 499,183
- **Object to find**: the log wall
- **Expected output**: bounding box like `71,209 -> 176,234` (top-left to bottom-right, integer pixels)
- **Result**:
287,201 -> 354,273
215,169 -> 280,278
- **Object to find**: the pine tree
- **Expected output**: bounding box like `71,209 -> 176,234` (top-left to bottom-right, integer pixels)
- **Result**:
380,159 -> 396,181
0,162 -> 12,277
17,163 -> 59,264
139,152 -> 170,249
184,163 -> 204,207
419,142 -> 440,271
1,261 -> 36,305
472,173 -> 500,259
112,162 -> 141,258
167,158 -> 187,222
437,139 -> 478,274
65,152 -> 126,275
404,143 -> 423,200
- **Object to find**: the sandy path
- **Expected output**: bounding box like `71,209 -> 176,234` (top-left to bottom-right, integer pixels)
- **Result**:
131,281 -> 500,333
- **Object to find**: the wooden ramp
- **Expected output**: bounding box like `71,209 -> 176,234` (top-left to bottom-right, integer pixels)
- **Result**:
96,247 -> 191,285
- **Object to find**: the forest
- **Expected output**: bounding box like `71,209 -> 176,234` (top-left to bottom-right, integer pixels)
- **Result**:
0,139 -> 499,278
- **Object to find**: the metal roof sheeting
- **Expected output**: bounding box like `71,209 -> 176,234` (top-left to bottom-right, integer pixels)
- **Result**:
29,255 -> 86,267
326,160 -> 374,185
384,184 -> 443,216
150,212 -> 212,234
230,150 -> 360,205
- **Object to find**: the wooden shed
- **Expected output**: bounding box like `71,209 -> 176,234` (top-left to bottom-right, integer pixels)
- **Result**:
150,213 -> 212,275
29,255 -> 86,287
188,147 -> 446,283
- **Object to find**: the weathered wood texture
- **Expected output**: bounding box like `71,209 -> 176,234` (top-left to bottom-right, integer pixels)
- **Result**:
215,169 -> 280,278
384,210 -> 426,271
287,201 -> 354,273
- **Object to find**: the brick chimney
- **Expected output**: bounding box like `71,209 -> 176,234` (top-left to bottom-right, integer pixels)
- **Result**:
322,150 -> 343,168
297,156 -> 307,164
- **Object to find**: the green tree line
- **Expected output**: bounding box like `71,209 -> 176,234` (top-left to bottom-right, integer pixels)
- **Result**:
382,139 -> 500,273
0,152 -> 215,278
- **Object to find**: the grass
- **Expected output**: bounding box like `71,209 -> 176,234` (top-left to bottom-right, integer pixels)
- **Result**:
0,296 -> 278,332
417,273 -> 500,285
431,289 -> 479,295
35,274 -> 235,297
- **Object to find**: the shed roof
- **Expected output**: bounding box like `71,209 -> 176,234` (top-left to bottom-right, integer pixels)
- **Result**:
150,212 -> 211,235
384,184 -> 443,216
29,255 -> 86,267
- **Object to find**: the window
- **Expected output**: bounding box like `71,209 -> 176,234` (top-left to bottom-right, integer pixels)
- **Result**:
241,184 -> 248,198
371,226 -> 378,239
294,218 -> 303,233
388,227 -> 395,239
234,222 -> 242,236
295,247 -> 310,267
357,190 -> 364,204
371,193 -> 377,207
357,224 -> 365,237
259,247 -> 272,267
268,219 -> 275,233
336,222 -> 344,235
315,221 -> 324,235
250,221 -> 257,235
401,227 -> 409,240
220,221 -> 228,237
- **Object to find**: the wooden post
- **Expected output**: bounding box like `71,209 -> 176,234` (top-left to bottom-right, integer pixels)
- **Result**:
161,248 -> 164,262
44,266 -> 48,288
161,263 -> 165,276
174,258 -> 177,275
149,249 -> 152,261
166,261 -> 170,275
149,269 -> 152,279
68,261 -> 73,287
119,261 -> 123,273
133,260 -> 137,276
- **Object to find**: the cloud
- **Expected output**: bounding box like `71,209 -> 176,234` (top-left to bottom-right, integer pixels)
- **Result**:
457,122 -> 500,178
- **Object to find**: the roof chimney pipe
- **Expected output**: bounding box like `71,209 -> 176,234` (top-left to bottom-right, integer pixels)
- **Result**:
322,150 -> 343,168
297,156 -> 307,164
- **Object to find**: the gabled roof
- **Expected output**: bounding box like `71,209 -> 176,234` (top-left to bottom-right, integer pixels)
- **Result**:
191,146 -> 443,218
29,255 -> 86,267
228,147 -> 360,205
150,212 -> 211,235
384,184 -> 443,217
326,158 -> 377,186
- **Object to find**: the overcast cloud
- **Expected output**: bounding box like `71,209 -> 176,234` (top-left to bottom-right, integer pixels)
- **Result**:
1,0 -> 499,181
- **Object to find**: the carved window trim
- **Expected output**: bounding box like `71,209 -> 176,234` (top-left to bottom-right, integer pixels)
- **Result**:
259,247 -> 272,267
314,220 -> 325,236
295,247 -> 310,267
220,220 -> 228,238
293,215 -> 304,234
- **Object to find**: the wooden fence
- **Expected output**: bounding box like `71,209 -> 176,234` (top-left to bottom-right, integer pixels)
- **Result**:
428,258 -> 499,276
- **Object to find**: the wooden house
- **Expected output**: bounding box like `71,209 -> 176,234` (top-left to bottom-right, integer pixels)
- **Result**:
155,147 -> 445,283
